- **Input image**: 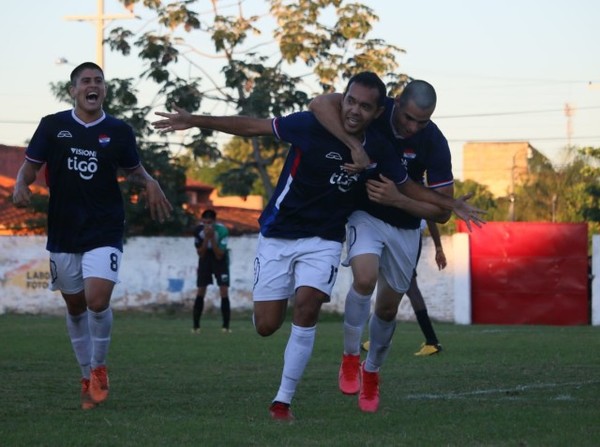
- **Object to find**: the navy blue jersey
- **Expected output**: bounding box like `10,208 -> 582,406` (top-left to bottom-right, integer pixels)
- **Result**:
259,111 -> 407,242
26,109 -> 140,252
361,97 -> 454,229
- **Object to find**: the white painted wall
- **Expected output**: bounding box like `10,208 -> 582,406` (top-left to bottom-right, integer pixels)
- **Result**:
5,233 -> 596,325
0,234 -> 456,321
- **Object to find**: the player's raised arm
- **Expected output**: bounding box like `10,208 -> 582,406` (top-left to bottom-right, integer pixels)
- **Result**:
153,105 -> 273,137
366,174 -> 486,231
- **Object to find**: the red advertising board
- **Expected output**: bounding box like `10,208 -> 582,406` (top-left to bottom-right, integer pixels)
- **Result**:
457,222 -> 589,325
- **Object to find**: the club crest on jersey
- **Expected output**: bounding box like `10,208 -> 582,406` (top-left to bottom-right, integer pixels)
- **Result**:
98,134 -> 111,146
403,149 -> 417,159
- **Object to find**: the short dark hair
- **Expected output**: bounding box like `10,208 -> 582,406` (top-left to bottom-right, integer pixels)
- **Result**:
343,71 -> 387,107
398,79 -> 437,110
70,62 -> 104,86
201,209 -> 217,220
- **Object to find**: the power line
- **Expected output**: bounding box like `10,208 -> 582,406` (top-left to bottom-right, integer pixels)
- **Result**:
3,103 -> 600,127
436,105 -> 600,119
447,135 -> 600,144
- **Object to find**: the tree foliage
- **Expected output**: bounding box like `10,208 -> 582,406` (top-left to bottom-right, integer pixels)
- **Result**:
107,0 -> 409,198
440,179 -> 498,234
437,147 -> 600,244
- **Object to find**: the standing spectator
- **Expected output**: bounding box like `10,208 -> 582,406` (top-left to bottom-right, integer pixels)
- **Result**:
12,62 -> 172,410
192,209 -> 231,333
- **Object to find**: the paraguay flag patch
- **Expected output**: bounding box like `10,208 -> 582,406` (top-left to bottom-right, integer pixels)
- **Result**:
98,134 -> 111,146
403,149 -> 417,159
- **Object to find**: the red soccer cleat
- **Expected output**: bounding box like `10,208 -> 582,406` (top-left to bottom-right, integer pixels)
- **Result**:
269,401 -> 295,421
338,353 -> 360,395
358,362 -> 380,413
89,365 -> 110,404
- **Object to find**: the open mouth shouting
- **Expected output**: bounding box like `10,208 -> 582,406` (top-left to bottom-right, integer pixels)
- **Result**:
86,92 -> 100,105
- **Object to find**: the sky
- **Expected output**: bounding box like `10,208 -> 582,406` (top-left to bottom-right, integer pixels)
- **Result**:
1,0 -> 599,179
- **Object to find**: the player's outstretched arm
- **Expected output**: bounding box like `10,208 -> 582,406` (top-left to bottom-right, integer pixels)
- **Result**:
126,165 -> 173,223
308,93 -> 370,171
366,174 -> 486,231
153,105 -> 273,137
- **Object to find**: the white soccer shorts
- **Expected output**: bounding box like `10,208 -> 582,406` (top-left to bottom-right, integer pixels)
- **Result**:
253,234 -> 342,302
343,210 -> 420,293
49,246 -> 123,294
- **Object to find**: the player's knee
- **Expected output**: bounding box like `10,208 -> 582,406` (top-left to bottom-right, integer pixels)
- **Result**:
375,306 -> 398,322
65,300 -> 87,315
353,276 -> 377,295
253,316 -> 281,337
255,322 -> 279,337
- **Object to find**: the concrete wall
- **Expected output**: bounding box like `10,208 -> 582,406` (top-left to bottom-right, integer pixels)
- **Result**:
0,235 -> 456,322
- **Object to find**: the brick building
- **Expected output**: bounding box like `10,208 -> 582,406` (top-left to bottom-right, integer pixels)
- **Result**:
462,141 -> 541,197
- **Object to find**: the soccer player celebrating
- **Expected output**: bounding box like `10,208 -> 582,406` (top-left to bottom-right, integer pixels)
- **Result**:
309,79 -> 475,412
13,62 -> 172,410
154,72 -> 482,420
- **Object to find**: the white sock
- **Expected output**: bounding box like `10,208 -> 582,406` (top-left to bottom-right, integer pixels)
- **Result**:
365,314 -> 396,372
66,310 -> 92,379
273,324 -> 316,405
88,307 -> 113,369
343,286 -> 372,355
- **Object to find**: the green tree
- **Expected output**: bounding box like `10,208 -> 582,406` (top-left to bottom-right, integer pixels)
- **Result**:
513,149 -> 599,228
577,146 -> 600,223
441,179 -> 497,234
108,0 -> 408,199
509,150 -> 557,221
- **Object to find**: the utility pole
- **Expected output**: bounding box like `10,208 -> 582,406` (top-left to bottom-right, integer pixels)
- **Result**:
509,152 -> 517,221
64,0 -> 136,69
564,102 -> 575,148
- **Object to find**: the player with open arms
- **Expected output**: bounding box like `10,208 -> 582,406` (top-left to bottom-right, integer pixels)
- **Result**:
13,62 -> 172,410
154,72 -> 483,421
309,79 -> 484,412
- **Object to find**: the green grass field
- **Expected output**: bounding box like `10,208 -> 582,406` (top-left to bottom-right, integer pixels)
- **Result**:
1,311 -> 599,447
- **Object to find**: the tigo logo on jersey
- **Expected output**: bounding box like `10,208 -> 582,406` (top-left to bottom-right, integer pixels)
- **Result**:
68,147 -> 98,181
98,134 -> 111,147
403,149 -> 417,159
330,168 -> 359,193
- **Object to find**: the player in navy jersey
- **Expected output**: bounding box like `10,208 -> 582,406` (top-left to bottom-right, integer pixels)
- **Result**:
13,62 -> 172,410
153,72 -> 483,421
310,79 -> 484,412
